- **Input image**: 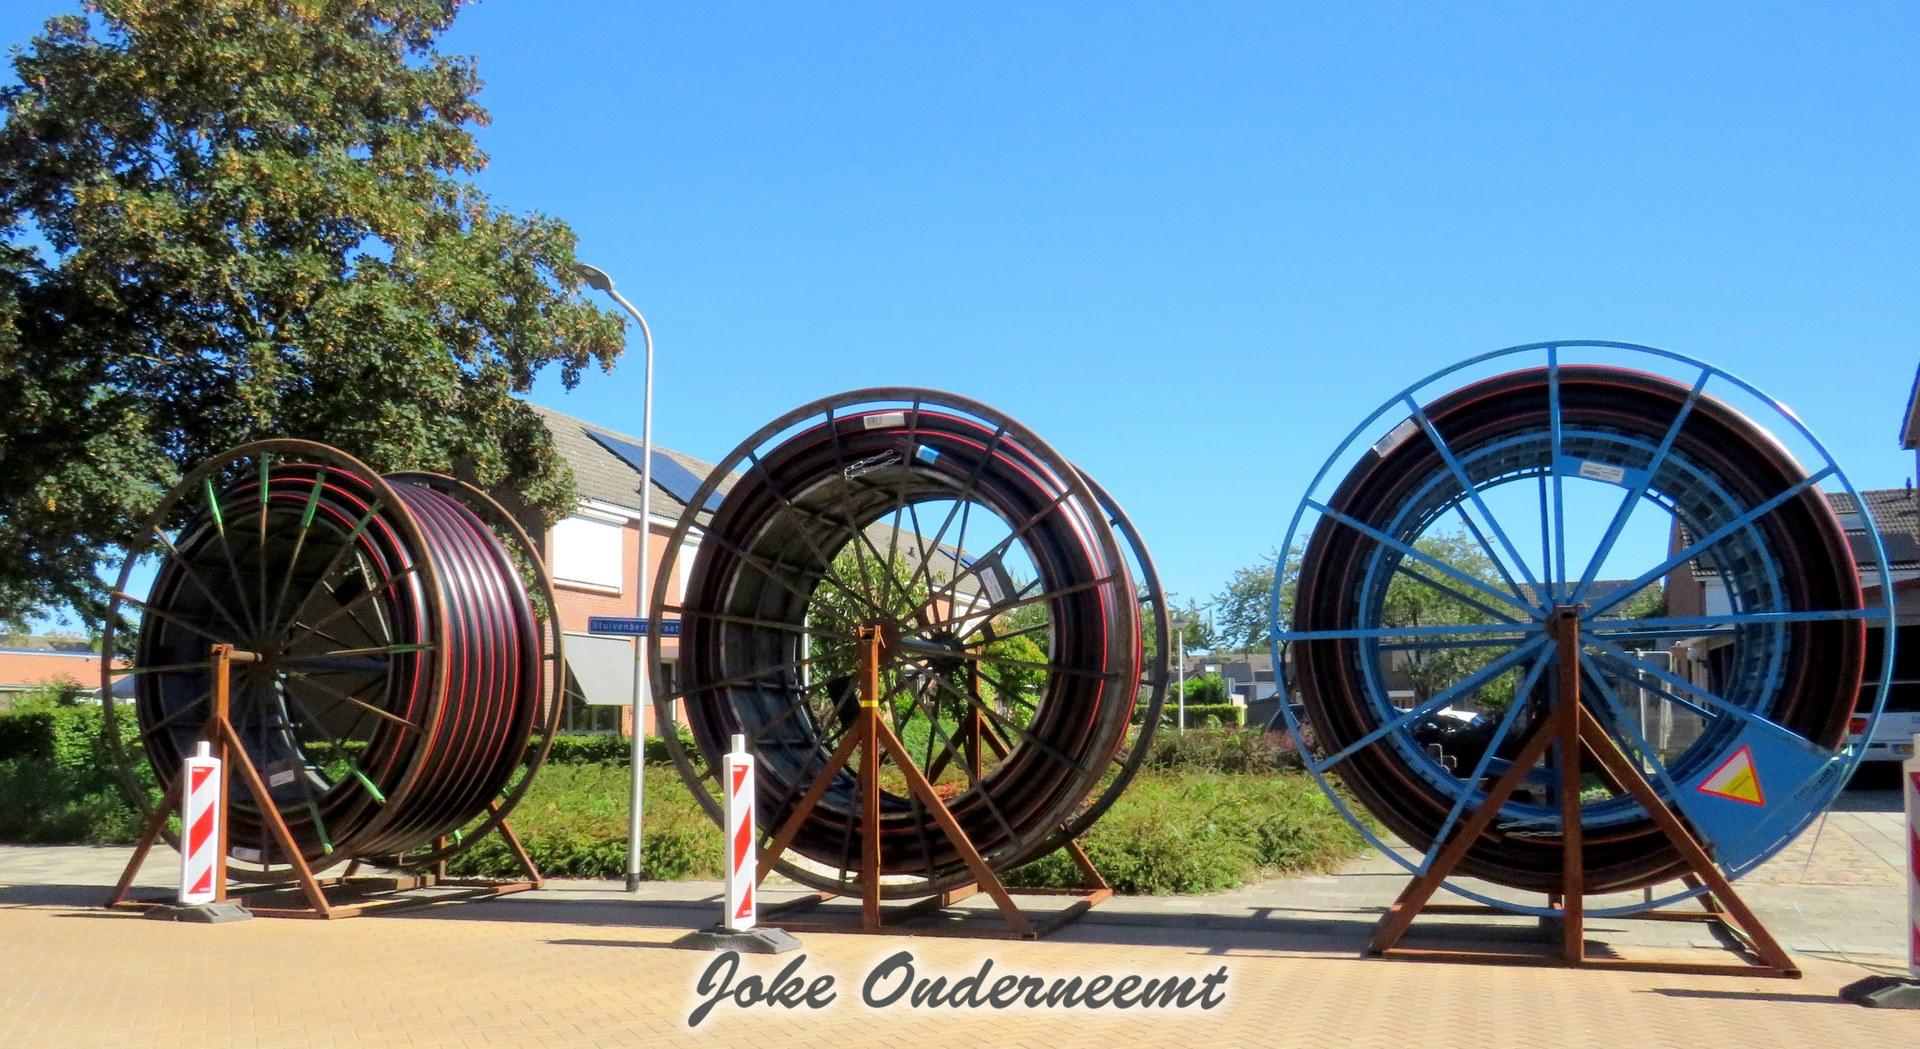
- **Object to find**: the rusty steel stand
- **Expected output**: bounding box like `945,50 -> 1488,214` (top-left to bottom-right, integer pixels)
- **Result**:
754,626 -> 1111,940
1367,608 -> 1800,978
106,644 -> 542,920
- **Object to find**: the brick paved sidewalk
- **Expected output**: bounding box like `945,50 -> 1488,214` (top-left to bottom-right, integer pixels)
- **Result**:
2,828 -> 1914,1049
0,884 -> 1911,1049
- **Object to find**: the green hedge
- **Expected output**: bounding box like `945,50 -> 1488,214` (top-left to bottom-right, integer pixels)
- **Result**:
0,706 -> 130,786
1006,771 -> 1362,894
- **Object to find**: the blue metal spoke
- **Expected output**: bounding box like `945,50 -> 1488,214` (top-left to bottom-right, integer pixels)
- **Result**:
1548,346 -> 1567,600
1584,634 -> 1796,735
1568,367 -> 1710,604
1453,503 -> 1536,610
1307,499 -> 1541,619
1416,647 -> 1551,874
1311,635 -> 1550,773
1393,563 -> 1533,626
1583,464 -> 1837,619
1575,652 -> 1686,802
1402,394 -> 1546,610
1586,652 -> 1718,721
1587,608 -> 1890,634
1278,622 -> 1535,643
1377,635 -> 1536,652
1536,473 -> 1552,606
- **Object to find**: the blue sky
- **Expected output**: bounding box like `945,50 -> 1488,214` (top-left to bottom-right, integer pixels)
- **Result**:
8,2 -> 1918,609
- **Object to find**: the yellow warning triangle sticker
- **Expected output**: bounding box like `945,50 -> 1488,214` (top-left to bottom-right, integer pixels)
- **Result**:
1698,745 -> 1765,807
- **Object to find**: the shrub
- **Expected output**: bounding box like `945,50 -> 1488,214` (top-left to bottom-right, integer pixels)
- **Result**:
1005,770 -> 1363,894
0,758 -> 147,844
1136,702 -> 1244,728
1145,725 -> 1297,773
537,728 -> 699,767
446,763 -> 722,881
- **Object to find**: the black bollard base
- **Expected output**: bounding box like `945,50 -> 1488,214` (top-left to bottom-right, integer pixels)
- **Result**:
674,925 -> 802,954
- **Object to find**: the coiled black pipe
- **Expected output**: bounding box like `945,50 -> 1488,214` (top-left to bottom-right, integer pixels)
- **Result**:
111,442 -> 554,877
659,391 -> 1151,897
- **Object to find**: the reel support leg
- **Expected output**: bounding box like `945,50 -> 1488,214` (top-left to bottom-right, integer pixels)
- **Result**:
107,644 -> 541,918
108,644 -> 333,916
754,626 -> 1109,938
1368,608 -> 1800,977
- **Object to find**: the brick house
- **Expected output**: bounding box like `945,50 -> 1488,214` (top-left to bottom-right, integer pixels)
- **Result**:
523,404 -> 732,737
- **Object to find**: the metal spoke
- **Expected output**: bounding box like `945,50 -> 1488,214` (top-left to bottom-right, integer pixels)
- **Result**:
881,399 -> 925,613
1307,499 -> 1541,619
1583,635 -> 1787,732
1388,561 -> 1531,627
662,648 -> 847,703
1585,609 -> 1888,633
930,485 -> 1081,617
660,604 -> 865,645
927,572 -> 1120,636
1568,367 -> 1710,603
1403,394 -> 1545,609
1576,653 -> 1686,801
903,424 -> 1012,609
278,563 -> 421,649
739,448 -> 893,624
1586,466 -> 1839,619
204,475 -> 259,634
266,468 -> 329,636
273,500 -> 386,641
140,688 -> 212,738
893,639 -> 1115,683
1313,636 -> 1550,772
1417,647 -> 1551,873
1279,622 -> 1535,643
150,528 -> 254,641
1548,346 -> 1567,599
282,669 -> 423,734
112,591 -> 229,647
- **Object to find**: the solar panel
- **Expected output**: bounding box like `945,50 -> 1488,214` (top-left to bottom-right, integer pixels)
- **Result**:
585,430 -> 724,512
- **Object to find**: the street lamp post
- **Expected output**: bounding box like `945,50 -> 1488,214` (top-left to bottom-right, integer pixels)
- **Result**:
1176,620 -> 1187,735
578,262 -> 655,893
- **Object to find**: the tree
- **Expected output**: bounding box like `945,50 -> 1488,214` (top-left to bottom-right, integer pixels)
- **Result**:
0,0 -> 624,627
1209,546 -> 1299,653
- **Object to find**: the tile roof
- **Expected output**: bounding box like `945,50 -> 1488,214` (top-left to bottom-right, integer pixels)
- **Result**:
1828,487 -> 1919,569
530,403 -> 732,519
1683,488 -> 1919,574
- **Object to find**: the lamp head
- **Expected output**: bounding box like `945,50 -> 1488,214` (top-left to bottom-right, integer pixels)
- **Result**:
575,263 -> 615,293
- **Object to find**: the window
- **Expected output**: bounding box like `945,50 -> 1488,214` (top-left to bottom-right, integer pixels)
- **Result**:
551,513 -> 624,590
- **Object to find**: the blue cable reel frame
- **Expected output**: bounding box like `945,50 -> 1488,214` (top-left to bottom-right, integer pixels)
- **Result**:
1268,340 -> 1896,918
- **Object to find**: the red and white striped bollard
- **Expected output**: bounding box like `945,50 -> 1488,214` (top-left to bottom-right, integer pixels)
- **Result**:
724,733 -> 756,931
1906,733 -> 1918,980
179,740 -> 222,905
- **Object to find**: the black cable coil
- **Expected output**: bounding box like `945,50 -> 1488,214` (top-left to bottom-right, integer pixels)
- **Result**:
655,390 -> 1164,897
105,441 -> 560,878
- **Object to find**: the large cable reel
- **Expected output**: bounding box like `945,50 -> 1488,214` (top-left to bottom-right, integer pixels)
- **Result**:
651,389 -> 1167,898
101,440 -> 564,881
1272,342 -> 1895,915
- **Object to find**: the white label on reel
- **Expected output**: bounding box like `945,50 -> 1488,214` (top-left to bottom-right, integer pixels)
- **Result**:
1371,418 -> 1420,458
862,412 -> 906,430
1577,460 -> 1626,484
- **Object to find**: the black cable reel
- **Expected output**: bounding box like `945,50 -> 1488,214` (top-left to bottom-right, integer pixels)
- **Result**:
651,389 -> 1168,899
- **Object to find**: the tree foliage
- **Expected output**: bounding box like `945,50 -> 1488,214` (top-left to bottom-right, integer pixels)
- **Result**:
1209,547 -> 1298,653
0,0 -> 624,626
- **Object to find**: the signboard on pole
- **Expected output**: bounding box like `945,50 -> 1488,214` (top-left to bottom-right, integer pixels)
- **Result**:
179,741 -> 221,905
586,616 -> 681,637
723,733 -> 756,931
